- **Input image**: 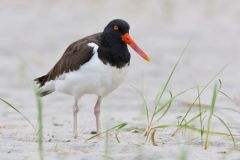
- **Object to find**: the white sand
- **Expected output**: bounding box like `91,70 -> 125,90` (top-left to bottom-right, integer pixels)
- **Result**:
0,1 -> 240,160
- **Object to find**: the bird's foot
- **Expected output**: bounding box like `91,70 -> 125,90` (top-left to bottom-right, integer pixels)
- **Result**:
73,133 -> 78,139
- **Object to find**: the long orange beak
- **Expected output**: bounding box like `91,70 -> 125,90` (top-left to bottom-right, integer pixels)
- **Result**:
121,33 -> 151,62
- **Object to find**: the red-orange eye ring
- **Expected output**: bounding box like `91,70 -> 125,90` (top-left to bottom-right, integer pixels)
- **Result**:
113,25 -> 119,31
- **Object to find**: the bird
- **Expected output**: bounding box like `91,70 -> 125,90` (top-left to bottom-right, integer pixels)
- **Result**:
35,19 -> 150,139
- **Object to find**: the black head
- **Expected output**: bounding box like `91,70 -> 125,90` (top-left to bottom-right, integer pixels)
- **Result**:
102,19 -> 130,47
101,19 -> 151,62
104,19 -> 130,36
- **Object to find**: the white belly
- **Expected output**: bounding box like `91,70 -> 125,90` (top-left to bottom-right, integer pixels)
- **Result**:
54,43 -> 128,98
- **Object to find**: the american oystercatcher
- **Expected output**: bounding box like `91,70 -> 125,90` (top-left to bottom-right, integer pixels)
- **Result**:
35,19 -> 150,138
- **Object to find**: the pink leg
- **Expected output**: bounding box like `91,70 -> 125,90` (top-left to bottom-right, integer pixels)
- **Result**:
94,96 -> 102,134
73,98 -> 79,139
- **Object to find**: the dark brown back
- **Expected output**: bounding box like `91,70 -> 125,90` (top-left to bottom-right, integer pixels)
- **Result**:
35,33 -> 102,87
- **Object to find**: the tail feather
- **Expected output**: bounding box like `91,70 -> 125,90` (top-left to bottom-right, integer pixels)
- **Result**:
34,75 -> 54,97
39,90 -> 53,97
34,75 -> 47,87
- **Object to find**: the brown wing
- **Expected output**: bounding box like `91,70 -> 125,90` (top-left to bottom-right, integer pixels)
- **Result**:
35,33 -> 102,87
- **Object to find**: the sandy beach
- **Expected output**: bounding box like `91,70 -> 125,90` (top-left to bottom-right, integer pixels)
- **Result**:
0,0 -> 240,159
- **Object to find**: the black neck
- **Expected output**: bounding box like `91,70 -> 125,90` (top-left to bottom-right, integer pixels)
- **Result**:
97,32 -> 131,68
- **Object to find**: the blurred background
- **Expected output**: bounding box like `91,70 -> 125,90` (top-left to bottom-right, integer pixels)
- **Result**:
1,0 -> 240,95
0,0 -> 240,159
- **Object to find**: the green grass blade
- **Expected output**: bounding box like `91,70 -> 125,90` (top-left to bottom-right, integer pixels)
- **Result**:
131,85 -> 150,124
179,149 -> 187,160
33,84 -> 44,160
180,125 -> 239,136
154,86 -> 200,117
197,86 -> 204,145
146,41 -> 190,134
0,97 -> 35,131
115,132 -> 120,143
154,91 -> 173,122
146,86 -> 201,139
153,124 -> 240,136
218,90 -> 240,107
219,108 -> 240,115
184,110 -> 206,126
178,66 -> 226,129
87,123 -> 127,141
155,40 -> 190,107
154,124 -> 172,129
204,82 -> 219,149
214,114 -> 236,148
104,130 -> 109,160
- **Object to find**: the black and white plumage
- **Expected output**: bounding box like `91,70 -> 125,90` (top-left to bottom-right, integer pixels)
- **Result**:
35,19 -> 150,138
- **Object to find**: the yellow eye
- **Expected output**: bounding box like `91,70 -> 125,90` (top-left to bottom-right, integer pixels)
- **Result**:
113,25 -> 119,31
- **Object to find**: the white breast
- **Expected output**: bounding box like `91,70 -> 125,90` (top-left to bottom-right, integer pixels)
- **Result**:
54,43 -> 129,98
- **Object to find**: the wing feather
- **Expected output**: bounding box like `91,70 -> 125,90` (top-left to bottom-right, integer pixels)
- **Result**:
35,33 -> 102,89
